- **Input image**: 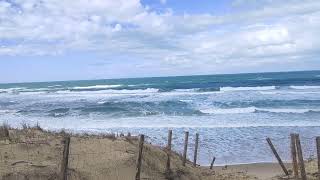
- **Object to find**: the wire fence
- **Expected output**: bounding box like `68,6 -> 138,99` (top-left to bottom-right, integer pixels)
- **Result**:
0,128 -> 320,180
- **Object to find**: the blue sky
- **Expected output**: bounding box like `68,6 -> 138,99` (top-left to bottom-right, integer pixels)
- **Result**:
0,0 -> 320,83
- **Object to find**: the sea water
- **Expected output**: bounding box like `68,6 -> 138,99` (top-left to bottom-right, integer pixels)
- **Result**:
1,70 -> 320,165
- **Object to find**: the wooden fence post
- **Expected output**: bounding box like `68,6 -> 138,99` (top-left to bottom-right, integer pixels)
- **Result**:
290,134 -> 299,179
266,138 -> 289,176
166,130 -> 173,173
135,134 -> 144,180
295,134 -> 307,180
316,137 -> 320,180
193,133 -> 199,167
182,131 -> 189,166
60,136 -> 70,180
210,157 -> 216,170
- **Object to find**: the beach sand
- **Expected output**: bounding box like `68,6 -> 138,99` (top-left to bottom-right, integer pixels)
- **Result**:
214,163 -> 291,180
0,127 -> 319,180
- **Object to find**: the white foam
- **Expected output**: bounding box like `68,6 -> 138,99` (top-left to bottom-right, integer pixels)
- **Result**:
0,87 -> 26,93
58,88 -> 159,94
200,107 -> 320,114
179,99 -> 193,103
0,109 -> 18,114
290,86 -> 320,90
260,91 -> 320,95
48,85 -> 62,87
257,108 -> 320,113
96,88 -> 159,94
200,107 -> 257,114
174,88 -> 199,92
259,91 -> 278,95
220,86 -> 276,92
72,84 -> 122,90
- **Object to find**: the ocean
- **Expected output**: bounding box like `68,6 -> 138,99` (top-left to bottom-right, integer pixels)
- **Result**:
1,70 -> 320,165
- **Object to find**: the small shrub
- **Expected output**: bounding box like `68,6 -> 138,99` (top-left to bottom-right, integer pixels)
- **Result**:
34,122 -> 43,131
21,122 -> 29,129
0,123 -> 10,139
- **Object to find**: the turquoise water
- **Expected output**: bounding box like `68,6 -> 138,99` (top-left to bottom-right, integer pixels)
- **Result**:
1,70 -> 320,165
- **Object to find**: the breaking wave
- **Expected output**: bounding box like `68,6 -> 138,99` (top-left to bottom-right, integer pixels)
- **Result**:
220,86 -> 276,92
200,107 -> 320,114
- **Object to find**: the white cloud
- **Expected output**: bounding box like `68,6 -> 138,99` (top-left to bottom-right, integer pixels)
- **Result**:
0,0 -> 320,75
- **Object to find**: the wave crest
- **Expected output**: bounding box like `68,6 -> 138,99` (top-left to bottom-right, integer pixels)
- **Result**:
200,107 -> 320,114
71,84 -> 123,90
289,86 -> 320,90
220,86 -> 276,92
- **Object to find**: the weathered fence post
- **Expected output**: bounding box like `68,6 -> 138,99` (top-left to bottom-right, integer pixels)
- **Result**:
135,134 -> 145,180
60,136 -> 70,180
193,133 -> 199,167
266,138 -> 289,176
182,131 -> 189,166
316,137 -> 320,180
210,157 -> 216,170
290,134 -> 299,179
295,134 -> 307,180
166,130 -> 173,173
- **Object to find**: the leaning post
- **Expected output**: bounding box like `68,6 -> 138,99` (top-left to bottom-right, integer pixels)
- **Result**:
295,134 -> 307,180
266,137 -> 289,176
210,156 -> 216,170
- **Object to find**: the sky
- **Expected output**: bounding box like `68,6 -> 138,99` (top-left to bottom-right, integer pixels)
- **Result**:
0,0 -> 320,83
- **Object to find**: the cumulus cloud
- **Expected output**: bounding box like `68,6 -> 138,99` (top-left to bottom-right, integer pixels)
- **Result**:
0,0 -> 320,75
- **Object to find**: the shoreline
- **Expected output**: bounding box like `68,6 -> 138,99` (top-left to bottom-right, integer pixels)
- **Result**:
213,162 -> 292,180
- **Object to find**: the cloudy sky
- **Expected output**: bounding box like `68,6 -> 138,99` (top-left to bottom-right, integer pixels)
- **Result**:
0,0 -> 320,83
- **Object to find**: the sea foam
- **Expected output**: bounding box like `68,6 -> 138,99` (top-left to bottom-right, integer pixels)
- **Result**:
200,107 -> 320,114
72,84 -> 123,90
290,85 -> 320,90
220,86 -> 276,92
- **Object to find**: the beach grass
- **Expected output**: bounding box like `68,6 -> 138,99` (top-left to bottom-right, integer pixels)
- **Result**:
0,125 -> 319,180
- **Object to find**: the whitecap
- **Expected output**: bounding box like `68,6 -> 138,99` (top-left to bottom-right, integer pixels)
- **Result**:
200,107 -> 320,114
220,86 -> 276,92
257,108 -> 320,113
57,88 -> 159,94
72,84 -> 122,90
174,88 -> 199,92
48,85 -> 62,87
200,107 -> 257,114
289,85 -> 320,90
179,99 -> 193,103
0,109 -> 18,114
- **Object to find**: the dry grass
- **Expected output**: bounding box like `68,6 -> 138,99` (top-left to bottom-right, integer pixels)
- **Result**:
0,122 -> 10,140
3,125 -> 319,180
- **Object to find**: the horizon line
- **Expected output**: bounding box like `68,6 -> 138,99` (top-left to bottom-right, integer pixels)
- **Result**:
0,69 -> 319,85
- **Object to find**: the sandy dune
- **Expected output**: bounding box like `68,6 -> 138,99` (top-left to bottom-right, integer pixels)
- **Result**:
0,128 -> 319,180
